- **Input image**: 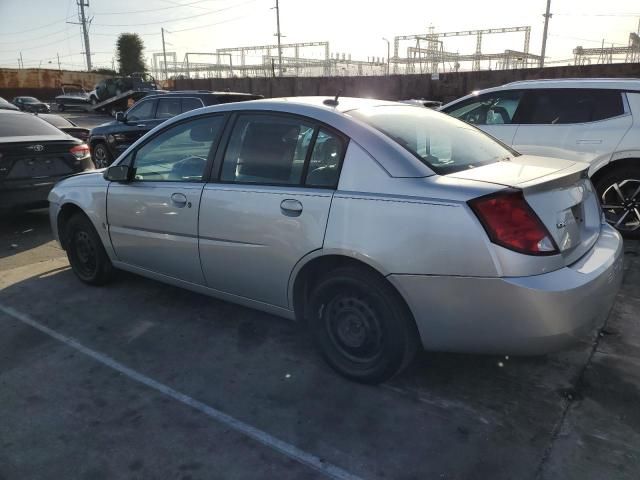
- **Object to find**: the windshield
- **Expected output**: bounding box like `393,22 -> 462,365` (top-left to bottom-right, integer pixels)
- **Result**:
348,105 -> 516,174
40,114 -> 74,128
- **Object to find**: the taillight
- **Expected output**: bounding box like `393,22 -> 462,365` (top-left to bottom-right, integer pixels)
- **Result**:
70,144 -> 90,159
469,190 -> 558,256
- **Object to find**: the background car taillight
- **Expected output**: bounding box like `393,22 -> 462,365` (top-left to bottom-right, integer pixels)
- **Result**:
469,190 -> 559,256
70,144 -> 90,159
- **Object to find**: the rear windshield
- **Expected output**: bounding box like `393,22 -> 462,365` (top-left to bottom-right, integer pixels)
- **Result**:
0,113 -> 64,137
22,97 -> 39,103
348,105 -> 516,174
40,114 -> 74,128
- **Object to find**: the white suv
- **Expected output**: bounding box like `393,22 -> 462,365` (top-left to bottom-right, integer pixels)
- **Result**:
441,78 -> 640,236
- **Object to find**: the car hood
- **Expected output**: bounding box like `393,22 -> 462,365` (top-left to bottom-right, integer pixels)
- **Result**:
446,155 -> 585,188
91,121 -> 119,133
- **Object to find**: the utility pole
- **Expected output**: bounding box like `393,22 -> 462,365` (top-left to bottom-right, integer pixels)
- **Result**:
161,28 -> 169,82
57,53 -> 61,71
274,0 -> 283,76
19,52 -> 23,69
78,1 -> 92,70
540,0 -> 552,68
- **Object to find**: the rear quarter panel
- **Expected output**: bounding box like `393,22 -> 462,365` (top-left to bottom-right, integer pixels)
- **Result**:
323,142 -> 500,277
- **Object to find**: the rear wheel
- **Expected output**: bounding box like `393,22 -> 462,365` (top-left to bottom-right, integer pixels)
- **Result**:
308,267 -> 419,384
92,142 -> 113,169
65,213 -> 114,285
595,165 -> 640,238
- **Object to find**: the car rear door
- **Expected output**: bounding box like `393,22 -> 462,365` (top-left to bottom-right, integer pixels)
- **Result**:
442,90 -> 524,146
198,112 -> 347,308
107,114 -> 226,284
511,89 -> 632,163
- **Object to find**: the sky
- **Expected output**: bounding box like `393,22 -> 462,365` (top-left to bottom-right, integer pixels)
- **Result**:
0,0 -> 638,72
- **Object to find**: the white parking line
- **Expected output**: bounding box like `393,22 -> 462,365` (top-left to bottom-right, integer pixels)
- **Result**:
0,303 -> 363,480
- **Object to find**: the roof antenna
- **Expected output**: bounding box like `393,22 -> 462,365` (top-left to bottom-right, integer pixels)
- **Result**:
323,90 -> 342,107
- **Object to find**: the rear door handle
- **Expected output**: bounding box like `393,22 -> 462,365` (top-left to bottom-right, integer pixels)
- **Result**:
171,192 -> 189,208
280,199 -> 303,216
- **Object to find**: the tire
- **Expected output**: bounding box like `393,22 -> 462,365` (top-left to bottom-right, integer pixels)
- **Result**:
90,96 -> 98,106
308,267 -> 419,384
57,103 -> 65,112
92,142 -> 113,169
594,165 -> 640,238
64,213 -> 114,285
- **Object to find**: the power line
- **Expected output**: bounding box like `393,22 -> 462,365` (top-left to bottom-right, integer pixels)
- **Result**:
0,15 -> 75,36
91,0 -> 220,15
90,0 -> 258,27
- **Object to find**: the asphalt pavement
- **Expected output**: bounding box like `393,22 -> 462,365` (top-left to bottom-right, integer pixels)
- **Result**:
1,209 -> 639,480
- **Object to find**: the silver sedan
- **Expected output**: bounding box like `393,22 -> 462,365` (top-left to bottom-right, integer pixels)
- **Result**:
48,97 -> 624,383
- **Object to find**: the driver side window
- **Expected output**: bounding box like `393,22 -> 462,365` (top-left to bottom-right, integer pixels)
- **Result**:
127,100 -> 156,121
133,115 -> 224,182
445,91 -> 523,125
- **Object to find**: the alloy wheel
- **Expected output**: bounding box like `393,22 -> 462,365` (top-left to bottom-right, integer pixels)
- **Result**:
601,178 -> 640,232
93,145 -> 109,168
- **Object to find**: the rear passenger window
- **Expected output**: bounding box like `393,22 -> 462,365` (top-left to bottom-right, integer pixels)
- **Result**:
156,98 -> 181,119
182,98 -> 203,113
518,89 -> 624,124
305,129 -> 344,188
221,114 -> 314,185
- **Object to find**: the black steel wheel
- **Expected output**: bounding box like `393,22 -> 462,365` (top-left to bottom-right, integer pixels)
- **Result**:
92,142 -> 112,169
308,267 -> 419,384
65,213 -> 114,285
595,166 -> 640,238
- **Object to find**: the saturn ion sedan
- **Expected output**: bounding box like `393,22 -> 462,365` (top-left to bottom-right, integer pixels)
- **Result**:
48,97 -> 624,383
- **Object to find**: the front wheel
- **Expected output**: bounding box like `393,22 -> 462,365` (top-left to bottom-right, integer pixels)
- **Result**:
308,267 -> 419,384
595,166 -> 640,238
65,213 -> 114,285
92,142 -> 113,169
57,103 -> 65,112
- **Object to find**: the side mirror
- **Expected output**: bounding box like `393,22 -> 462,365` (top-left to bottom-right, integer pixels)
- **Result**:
115,111 -> 126,123
104,164 -> 132,182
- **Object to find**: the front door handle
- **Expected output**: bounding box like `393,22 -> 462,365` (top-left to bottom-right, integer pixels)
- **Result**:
171,192 -> 189,208
280,199 -> 303,216
136,124 -> 146,128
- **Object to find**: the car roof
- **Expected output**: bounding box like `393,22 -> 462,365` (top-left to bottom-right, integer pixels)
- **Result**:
143,90 -> 261,99
502,77 -> 640,90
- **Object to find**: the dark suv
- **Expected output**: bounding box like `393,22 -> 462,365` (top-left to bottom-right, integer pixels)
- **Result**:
88,91 -> 262,167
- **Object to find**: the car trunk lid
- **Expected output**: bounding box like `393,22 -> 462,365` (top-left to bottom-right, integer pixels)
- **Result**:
0,137 -> 82,181
450,155 -> 601,265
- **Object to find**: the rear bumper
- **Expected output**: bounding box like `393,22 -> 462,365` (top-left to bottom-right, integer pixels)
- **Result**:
0,159 -> 93,211
0,179 -> 56,211
389,224 -> 624,355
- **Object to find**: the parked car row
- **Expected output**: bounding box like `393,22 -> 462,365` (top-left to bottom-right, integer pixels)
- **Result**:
49,94 -> 624,384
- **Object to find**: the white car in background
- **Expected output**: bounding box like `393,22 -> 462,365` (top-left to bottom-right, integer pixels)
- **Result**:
441,78 -> 640,236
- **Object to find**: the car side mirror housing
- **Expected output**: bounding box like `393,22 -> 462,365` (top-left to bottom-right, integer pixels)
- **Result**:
104,164 -> 132,182
115,111 -> 126,123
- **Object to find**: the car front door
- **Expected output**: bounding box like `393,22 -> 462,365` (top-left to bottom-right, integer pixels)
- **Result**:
511,89 -> 632,163
199,113 -> 346,308
442,90 -> 524,146
107,114 -> 226,284
115,98 -> 158,152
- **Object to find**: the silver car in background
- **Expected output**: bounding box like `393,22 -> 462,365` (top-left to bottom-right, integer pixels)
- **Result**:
48,97 -> 624,383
